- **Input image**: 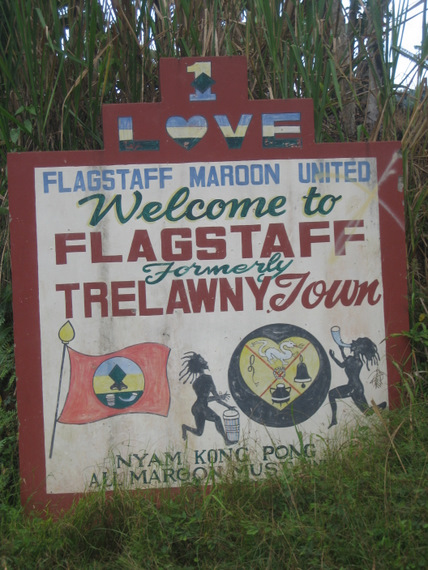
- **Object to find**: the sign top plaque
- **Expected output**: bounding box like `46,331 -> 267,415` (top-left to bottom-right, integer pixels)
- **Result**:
102,56 -> 315,160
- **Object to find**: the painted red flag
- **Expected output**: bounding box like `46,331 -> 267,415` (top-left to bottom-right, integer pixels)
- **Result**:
58,343 -> 170,424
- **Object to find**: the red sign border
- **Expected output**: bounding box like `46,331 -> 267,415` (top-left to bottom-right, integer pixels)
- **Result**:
8,57 -> 409,513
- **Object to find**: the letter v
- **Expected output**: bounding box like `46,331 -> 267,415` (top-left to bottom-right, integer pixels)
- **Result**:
214,114 -> 253,149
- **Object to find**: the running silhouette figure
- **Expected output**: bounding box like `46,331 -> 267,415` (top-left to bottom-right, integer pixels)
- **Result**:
180,352 -> 235,445
328,337 -> 386,428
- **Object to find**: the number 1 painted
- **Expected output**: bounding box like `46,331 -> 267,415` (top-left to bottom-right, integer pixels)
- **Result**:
187,62 -> 217,101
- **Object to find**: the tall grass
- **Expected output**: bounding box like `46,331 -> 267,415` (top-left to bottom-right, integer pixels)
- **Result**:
0,0 -> 426,564
1,402 -> 427,568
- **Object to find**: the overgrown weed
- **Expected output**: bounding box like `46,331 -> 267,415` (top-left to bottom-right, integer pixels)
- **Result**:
0,394 -> 426,568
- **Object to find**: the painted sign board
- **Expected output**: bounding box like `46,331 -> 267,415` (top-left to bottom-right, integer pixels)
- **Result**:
8,57 -> 409,512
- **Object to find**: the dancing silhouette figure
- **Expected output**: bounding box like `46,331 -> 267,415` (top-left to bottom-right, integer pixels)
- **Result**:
328,337 -> 386,428
180,352 -> 235,445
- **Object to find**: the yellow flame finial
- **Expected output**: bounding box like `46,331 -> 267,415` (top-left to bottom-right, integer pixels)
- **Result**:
58,321 -> 75,344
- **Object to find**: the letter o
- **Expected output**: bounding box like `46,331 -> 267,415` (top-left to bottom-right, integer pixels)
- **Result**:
250,164 -> 263,185
206,199 -> 226,219
302,280 -> 326,308
318,194 -> 341,215
235,165 -> 249,185
192,466 -> 208,480
275,445 -> 289,459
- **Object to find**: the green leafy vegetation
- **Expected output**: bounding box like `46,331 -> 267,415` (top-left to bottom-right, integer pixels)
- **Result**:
0,1 -> 426,566
1,403 -> 427,568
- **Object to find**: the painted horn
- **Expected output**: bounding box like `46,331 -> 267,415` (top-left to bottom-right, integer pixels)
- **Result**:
330,326 -> 352,348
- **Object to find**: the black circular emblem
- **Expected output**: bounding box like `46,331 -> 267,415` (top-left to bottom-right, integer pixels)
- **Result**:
228,323 -> 331,427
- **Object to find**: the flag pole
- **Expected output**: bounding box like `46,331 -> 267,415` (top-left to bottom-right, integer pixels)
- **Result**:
49,321 -> 75,459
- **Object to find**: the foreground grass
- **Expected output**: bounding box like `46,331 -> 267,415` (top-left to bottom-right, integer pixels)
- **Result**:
1,400 -> 427,569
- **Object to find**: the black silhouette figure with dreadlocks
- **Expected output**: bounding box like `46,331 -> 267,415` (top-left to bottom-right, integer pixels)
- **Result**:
180,352 -> 236,445
328,337 -> 386,428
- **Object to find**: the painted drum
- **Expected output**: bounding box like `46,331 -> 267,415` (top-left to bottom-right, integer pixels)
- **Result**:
223,409 -> 240,443
228,323 -> 331,427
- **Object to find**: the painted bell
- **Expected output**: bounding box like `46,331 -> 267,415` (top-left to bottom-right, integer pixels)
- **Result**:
294,355 -> 311,388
